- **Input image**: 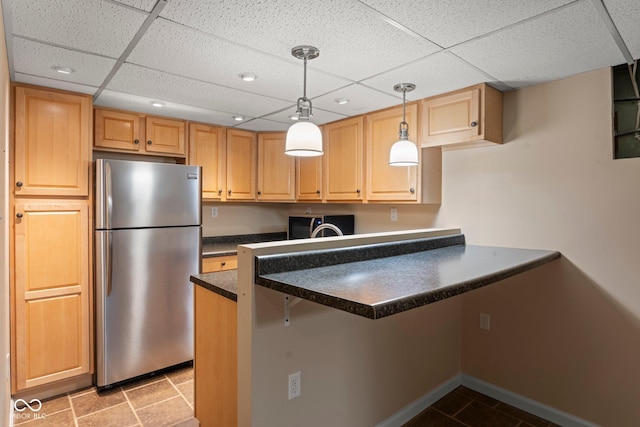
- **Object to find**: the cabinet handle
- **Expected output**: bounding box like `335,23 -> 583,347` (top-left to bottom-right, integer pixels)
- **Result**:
228,190 -> 232,195
134,139 -> 140,144
316,190 -> 320,194
257,191 -> 261,196
147,140 -> 152,145
16,213 -> 23,219
470,121 -> 478,127
16,181 -> 23,188
218,189 -> 222,195
410,188 -> 415,194
356,189 -> 361,194
221,262 -> 226,267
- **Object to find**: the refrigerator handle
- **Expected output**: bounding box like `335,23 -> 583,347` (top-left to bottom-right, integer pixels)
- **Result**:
106,231 -> 113,296
97,231 -> 114,298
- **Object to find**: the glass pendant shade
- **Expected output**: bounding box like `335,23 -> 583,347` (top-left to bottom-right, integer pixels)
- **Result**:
285,121 -> 323,156
389,138 -> 418,166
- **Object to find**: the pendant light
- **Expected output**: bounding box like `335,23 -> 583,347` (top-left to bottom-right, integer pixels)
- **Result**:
389,83 -> 418,166
285,45 -> 323,157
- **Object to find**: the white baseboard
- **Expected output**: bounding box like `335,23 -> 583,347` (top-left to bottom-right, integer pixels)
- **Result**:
461,375 -> 598,427
376,375 -> 462,427
376,374 -> 597,427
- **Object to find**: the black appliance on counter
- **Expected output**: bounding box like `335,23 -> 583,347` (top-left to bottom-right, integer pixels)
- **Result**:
288,214 -> 355,239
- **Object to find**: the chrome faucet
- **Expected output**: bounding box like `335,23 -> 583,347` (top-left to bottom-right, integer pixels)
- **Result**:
311,223 -> 344,238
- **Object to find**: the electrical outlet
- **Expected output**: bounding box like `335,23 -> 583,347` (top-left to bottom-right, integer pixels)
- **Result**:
480,313 -> 491,330
211,207 -> 218,218
288,371 -> 301,400
390,208 -> 398,222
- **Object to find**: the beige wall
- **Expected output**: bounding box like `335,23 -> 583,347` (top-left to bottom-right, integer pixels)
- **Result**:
0,4 -> 10,424
436,68 -> 640,425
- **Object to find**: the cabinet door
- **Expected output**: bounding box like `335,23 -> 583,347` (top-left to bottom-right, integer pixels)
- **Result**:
257,132 -> 295,201
14,86 -> 91,197
226,129 -> 256,200
296,156 -> 323,201
421,88 -> 480,145
189,123 -> 226,200
365,104 -> 420,202
324,117 -> 364,201
94,109 -> 142,152
12,201 -> 90,391
145,116 -> 186,156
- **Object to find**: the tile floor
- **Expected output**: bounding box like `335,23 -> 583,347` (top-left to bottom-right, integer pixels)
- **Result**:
14,370 -> 554,427
404,386 -> 557,427
12,366 -> 198,427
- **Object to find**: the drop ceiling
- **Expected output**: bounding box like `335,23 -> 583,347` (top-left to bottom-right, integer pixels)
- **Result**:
2,0 -> 638,131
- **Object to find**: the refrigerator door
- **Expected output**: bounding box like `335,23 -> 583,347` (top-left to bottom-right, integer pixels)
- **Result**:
96,159 -> 201,230
96,226 -> 201,387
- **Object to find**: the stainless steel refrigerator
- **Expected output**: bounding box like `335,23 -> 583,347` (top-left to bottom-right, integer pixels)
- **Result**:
95,159 -> 201,388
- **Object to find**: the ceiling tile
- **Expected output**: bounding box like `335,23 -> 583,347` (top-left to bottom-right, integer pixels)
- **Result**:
127,18 -> 351,101
449,1 -> 626,88
233,118 -> 290,132
5,0 -> 147,57
95,90 -> 246,126
111,0 -> 157,12
12,38 -> 117,86
311,83 -> 402,116
360,0 -> 575,48
603,0 -> 640,59
262,107 -> 348,127
361,51 -> 502,100
13,72 -> 98,95
107,63 -> 292,119
160,0 -> 442,81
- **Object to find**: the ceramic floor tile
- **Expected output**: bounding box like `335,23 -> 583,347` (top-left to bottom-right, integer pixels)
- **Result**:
136,396 -> 193,427
76,402 -> 138,427
454,386 -> 500,408
454,401 -> 520,427
403,408 -> 466,427
166,367 -> 194,385
176,380 -> 194,405
170,417 -> 200,427
71,388 -> 127,418
495,402 -> 551,427
12,408 -> 75,426
125,378 -> 179,410
432,390 -> 472,416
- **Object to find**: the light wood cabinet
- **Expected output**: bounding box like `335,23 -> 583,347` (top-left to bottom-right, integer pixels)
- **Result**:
194,285 -> 237,426
12,201 -> 91,392
365,103 -> 420,202
226,129 -> 257,201
14,86 -> 91,197
296,156 -> 323,201
323,116 -> 364,202
189,123 -> 226,200
94,108 -> 186,157
94,109 -> 142,152
202,255 -> 238,273
145,116 -> 186,156
421,83 -> 502,149
257,132 -> 295,201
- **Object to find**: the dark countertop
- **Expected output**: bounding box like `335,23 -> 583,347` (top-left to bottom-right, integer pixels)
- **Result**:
202,232 -> 286,257
191,270 -> 238,301
254,234 -> 560,319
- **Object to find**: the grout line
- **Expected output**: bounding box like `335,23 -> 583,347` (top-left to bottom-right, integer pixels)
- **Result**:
67,393 -> 79,427
121,375 -> 166,393
167,375 -> 194,408
134,394 -> 185,412
75,401 -> 130,420
122,388 -> 144,427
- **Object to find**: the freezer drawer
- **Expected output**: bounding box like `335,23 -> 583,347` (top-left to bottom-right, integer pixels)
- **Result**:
96,226 -> 201,387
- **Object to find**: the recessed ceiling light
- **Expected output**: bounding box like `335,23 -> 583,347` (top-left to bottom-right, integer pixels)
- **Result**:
233,115 -> 244,121
334,97 -> 349,105
239,73 -> 257,82
151,101 -> 164,107
53,66 -> 74,75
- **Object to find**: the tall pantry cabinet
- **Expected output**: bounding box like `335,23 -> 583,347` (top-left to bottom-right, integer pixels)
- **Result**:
10,85 -> 93,394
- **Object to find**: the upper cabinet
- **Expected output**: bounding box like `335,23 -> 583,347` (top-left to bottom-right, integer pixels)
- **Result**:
189,123 -> 226,200
257,132 -> 295,201
365,103 -> 420,202
296,156 -> 323,201
323,117 -> 364,202
226,129 -> 257,201
421,83 -> 503,150
14,86 -> 91,197
94,108 -> 186,157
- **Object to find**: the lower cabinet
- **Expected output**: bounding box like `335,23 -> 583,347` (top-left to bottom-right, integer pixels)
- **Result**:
12,200 -> 91,392
194,285 -> 237,426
